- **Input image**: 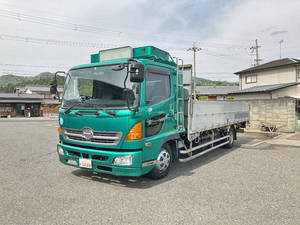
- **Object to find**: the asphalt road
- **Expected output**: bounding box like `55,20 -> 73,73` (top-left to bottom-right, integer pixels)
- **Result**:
0,120 -> 299,225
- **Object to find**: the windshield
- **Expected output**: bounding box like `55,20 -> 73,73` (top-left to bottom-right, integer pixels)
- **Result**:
62,65 -> 140,109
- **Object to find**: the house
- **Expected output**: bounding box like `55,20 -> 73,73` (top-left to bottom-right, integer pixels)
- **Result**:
230,58 -> 300,132
24,85 -> 63,99
14,86 -> 25,94
233,58 -> 300,100
0,93 -> 43,117
12,85 -> 63,117
196,86 -> 238,100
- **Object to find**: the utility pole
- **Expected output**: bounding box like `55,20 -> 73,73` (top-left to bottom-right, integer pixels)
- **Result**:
279,39 -> 284,59
250,39 -> 262,66
188,42 -> 201,100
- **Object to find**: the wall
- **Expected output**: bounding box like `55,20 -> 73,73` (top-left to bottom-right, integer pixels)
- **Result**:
41,104 -> 60,116
31,91 -> 52,99
216,96 -> 224,100
240,66 -> 296,90
233,93 -> 271,100
208,96 -> 217,101
233,85 -> 300,100
271,84 -> 300,98
244,98 -> 296,132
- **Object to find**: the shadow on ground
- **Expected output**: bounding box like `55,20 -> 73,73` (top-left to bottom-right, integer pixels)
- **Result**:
71,133 -> 271,189
71,146 -> 237,189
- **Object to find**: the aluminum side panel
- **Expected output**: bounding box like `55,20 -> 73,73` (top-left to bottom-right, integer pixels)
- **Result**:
189,100 -> 249,133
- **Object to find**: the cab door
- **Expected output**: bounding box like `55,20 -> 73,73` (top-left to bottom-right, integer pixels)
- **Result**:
143,67 -> 176,159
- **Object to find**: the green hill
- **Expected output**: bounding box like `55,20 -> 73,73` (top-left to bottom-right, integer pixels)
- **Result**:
194,77 -> 238,86
0,73 -> 237,93
0,75 -> 27,85
0,73 -> 65,93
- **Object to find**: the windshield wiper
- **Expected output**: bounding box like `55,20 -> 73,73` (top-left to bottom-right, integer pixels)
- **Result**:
64,101 -> 84,114
64,100 -> 116,116
64,95 -> 90,114
94,104 -> 116,116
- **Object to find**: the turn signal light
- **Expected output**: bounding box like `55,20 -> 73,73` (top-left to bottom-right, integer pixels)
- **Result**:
125,121 -> 142,141
58,126 -> 62,134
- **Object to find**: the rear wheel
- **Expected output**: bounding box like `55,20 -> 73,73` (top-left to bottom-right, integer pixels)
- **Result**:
148,144 -> 172,180
224,128 -> 234,149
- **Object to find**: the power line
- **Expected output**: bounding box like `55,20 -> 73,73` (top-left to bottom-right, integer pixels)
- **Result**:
0,63 -> 68,69
197,71 -> 235,74
0,8 -> 252,50
0,3 -> 251,49
202,49 -> 248,57
0,9 -> 119,36
0,33 -> 251,62
0,33 -> 116,48
0,69 -> 41,76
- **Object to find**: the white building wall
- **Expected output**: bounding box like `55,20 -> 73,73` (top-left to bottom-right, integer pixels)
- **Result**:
240,66 -> 297,90
271,85 -> 300,99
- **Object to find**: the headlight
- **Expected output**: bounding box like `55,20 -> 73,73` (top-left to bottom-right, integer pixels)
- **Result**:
57,146 -> 64,155
113,155 -> 133,166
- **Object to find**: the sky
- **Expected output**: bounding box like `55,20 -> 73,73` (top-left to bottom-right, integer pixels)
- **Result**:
0,0 -> 300,82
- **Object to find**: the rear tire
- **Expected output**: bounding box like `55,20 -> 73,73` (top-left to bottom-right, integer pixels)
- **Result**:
147,144 -> 172,180
224,128 -> 234,149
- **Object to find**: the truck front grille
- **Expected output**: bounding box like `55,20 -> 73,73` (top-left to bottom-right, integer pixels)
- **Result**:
63,128 -> 122,146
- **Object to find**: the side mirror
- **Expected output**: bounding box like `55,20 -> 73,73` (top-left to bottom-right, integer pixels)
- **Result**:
130,62 -> 144,83
50,76 -> 58,94
50,71 -> 66,101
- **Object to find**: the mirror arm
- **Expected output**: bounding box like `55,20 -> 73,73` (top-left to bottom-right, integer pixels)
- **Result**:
124,62 -> 138,112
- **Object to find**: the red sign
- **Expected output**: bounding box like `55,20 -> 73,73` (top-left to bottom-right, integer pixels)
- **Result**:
0,107 -> 12,113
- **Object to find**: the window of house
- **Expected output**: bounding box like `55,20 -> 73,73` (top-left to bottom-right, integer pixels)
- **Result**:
297,69 -> 300,78
246,75 -> 257,84
146,71 -> 171,105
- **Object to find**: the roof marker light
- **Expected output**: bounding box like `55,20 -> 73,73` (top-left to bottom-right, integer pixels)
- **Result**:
99,46 -> 132,62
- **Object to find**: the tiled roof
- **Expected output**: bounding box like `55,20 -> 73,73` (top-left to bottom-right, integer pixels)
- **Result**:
0,93 -> 43,99
25,85 -> 63,92
235,58 -> 300,74
230,82 -> 300,94
0,93 -> 44,103
196,86 -> 239,96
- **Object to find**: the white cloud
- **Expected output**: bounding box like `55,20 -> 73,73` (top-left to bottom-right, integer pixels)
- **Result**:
0,0 -> 299,81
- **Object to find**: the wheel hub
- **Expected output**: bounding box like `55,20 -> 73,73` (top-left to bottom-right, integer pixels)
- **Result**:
156,149 -> 170,171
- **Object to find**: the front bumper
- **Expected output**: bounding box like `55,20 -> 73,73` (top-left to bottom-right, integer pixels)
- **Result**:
57,142 -> 153,177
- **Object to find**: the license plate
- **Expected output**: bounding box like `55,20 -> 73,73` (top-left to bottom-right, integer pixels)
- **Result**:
79,158 -> 92,168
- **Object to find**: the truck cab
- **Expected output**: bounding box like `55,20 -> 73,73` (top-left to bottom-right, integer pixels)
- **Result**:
56,46 -> 181,179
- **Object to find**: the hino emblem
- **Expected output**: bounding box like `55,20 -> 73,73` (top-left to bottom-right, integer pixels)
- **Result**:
82,127 -> 94,140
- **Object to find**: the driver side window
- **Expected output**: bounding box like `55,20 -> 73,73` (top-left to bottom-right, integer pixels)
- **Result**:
146,71 -> 171,105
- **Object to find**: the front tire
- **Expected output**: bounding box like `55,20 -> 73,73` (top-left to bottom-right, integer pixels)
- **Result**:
148,144 -> 172,180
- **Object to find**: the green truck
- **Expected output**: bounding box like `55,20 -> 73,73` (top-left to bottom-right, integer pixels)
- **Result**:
52,46 -> 249,179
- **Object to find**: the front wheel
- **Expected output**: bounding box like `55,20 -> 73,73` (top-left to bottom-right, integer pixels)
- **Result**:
147,144 -> 172,180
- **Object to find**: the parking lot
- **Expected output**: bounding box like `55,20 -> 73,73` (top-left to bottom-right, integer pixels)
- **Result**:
0,120 -> 299,225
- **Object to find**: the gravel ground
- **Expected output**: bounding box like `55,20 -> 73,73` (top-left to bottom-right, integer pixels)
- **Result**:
0,120 -> 299,225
